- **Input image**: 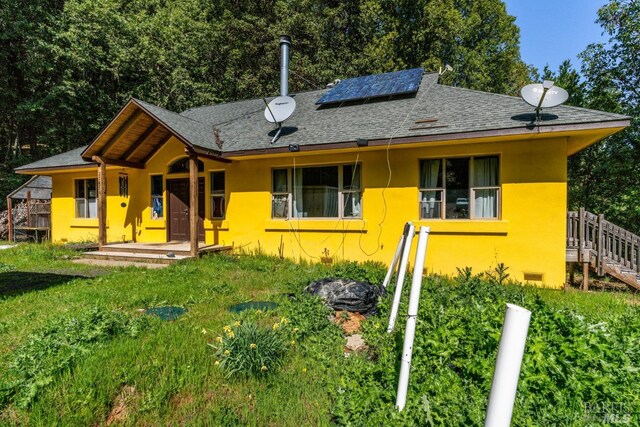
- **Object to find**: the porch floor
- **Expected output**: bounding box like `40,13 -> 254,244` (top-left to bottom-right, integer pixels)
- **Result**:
103,241 -> 226,253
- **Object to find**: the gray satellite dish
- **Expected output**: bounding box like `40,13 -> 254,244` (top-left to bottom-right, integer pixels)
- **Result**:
520,81 -> 569,109
520,80 -> 569,123
264,95 -> 296,123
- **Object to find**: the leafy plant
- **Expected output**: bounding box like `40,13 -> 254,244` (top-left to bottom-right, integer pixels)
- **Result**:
331,260 -> 387,285
0,307 -> 150,409
486,262 -> 510,286
331,275 -> 640,425
210,321 -> 289,378
455,266 -> 484,286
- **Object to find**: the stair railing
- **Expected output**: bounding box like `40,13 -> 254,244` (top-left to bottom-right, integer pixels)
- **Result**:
567,209 -> 640,277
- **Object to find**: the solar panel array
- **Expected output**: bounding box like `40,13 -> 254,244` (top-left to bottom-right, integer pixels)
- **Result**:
316,68 -> 424,105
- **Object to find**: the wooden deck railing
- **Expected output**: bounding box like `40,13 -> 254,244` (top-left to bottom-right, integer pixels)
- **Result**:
567,208 -> 640,276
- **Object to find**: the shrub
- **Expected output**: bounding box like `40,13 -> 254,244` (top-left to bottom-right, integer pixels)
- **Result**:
210,321 -> 289,378
332,275 -> 640,425
0,307 -> 150,409
331,260 -> 387,285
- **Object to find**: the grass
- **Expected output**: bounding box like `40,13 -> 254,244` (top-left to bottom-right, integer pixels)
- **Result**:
0,243 -> 638,425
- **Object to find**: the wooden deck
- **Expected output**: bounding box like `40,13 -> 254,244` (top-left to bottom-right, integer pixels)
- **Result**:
81,241 -> 232,265
567,209 -> 640,291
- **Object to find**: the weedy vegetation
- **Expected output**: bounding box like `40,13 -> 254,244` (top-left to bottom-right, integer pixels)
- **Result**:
0,244 -> 638,426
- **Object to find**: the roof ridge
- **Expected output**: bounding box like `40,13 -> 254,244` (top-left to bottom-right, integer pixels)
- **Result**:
180,89 -> 327,115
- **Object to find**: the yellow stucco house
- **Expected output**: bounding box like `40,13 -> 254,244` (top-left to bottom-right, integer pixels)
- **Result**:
15,69 -> 629,288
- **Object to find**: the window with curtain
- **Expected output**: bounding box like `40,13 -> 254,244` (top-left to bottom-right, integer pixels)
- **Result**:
271,164 -> 361,219
75,179 -> 97,218
272,169 -> 290,218
472,156 -> 499,218
210,171 -> 225,219
419,159 -> 443,219
419,156 -> 499,219
150,175 -> 163,219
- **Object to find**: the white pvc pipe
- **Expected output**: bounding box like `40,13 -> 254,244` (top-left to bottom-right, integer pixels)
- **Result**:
387,222 -> 415,333
396,226 -> 430,411
485,303 -> 532,427
381,225 -> 409,289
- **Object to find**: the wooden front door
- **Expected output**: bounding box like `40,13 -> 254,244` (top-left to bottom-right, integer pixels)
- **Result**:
167,178 -> 205,241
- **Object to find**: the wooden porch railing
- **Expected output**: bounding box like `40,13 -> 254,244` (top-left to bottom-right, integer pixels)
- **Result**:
567,208 -> 640,282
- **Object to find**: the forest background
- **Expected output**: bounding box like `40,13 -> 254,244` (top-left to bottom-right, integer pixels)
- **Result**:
1,0 -> 637,232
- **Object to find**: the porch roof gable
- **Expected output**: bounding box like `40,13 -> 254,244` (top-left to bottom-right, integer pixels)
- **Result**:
79,99 -> 221,167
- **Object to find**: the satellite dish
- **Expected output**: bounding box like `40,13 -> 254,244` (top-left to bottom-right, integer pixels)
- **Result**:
264,95 -> 296,123
520,82 -> 569,109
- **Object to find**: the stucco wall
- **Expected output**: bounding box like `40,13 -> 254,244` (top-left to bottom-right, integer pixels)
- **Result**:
50,135 -> 567,287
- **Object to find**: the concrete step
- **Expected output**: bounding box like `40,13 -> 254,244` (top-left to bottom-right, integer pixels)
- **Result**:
72,258 -> 169,269
83,251 -> 190,265
102,244 -> 191,256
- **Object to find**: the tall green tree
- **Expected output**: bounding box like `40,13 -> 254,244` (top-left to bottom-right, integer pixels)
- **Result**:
0,0 -> 531,208
563,0 -> 640,233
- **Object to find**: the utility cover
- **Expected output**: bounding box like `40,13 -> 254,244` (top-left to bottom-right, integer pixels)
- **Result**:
145,306 -> 187,321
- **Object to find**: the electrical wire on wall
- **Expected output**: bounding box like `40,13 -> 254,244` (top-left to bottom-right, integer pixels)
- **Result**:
357,75 -> 440,257
286,152 -> 361,261
285,73 -> 439,261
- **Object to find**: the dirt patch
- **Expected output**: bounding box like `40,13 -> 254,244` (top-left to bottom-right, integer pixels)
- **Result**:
170,392 -> 195,410
0,405 -> 23,426
332,311 -> 366,335
105,385 -> 137,426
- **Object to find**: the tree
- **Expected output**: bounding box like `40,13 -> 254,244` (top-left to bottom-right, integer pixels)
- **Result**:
0,0 -> 531,208
564,0 -> 640,233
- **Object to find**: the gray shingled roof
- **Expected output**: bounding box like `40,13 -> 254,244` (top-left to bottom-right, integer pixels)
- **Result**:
15,145 -> 92,172
135,99 -> 215,149
8,175 -> 52,199
181,72 -> 628,152
16,71 -> 629,172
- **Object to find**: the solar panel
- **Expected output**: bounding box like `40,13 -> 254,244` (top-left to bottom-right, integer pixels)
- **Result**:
316,68 -> 424,105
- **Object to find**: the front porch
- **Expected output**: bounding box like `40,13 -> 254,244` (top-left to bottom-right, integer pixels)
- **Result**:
79,241 -> 232,266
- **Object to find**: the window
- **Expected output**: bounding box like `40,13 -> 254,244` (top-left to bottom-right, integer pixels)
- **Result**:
271,164 -> 362,219
419,156 -> 499,219
210,171 -> 225,219
151,175 -> 163,219
75,179 -> 97,218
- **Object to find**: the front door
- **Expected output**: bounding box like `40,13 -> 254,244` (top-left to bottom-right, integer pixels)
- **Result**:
167,178 -> 205,241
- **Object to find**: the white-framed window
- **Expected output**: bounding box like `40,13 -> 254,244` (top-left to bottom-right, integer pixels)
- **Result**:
271,164 -> 362,219
210,171 -> 225,219
150,175 -> 163,219
75,178 -> 97,218
419,156 -> 500,219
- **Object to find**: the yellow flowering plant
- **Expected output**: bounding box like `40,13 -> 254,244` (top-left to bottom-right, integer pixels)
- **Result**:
209,321 -> 287,378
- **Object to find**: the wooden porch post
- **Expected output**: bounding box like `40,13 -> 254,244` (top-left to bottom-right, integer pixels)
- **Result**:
26,191 -> 31,227
6,197 -> 13,242
582,262 -> 589,291
568,262 -> 575,289
93,156 -> 107,249
564,262 -> 575,292
189,151 -> 198,257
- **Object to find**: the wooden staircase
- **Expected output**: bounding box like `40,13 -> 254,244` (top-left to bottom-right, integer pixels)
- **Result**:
567,209 -> 640,291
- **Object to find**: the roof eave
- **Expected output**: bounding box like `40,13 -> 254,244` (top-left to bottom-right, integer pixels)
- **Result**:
15,163 -> 96,175
221,118 -> 631,159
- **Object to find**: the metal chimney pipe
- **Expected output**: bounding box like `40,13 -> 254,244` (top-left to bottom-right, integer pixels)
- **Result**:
279,35 -> 291,97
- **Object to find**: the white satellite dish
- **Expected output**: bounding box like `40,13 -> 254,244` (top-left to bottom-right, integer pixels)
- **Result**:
520,81 -> 569,109
264,95 -> 296,123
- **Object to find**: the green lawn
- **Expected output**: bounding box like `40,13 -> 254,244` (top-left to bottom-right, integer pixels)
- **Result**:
0,244 -> 638,426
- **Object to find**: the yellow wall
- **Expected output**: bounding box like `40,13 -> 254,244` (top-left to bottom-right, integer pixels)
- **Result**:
49,135 -> 568,288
